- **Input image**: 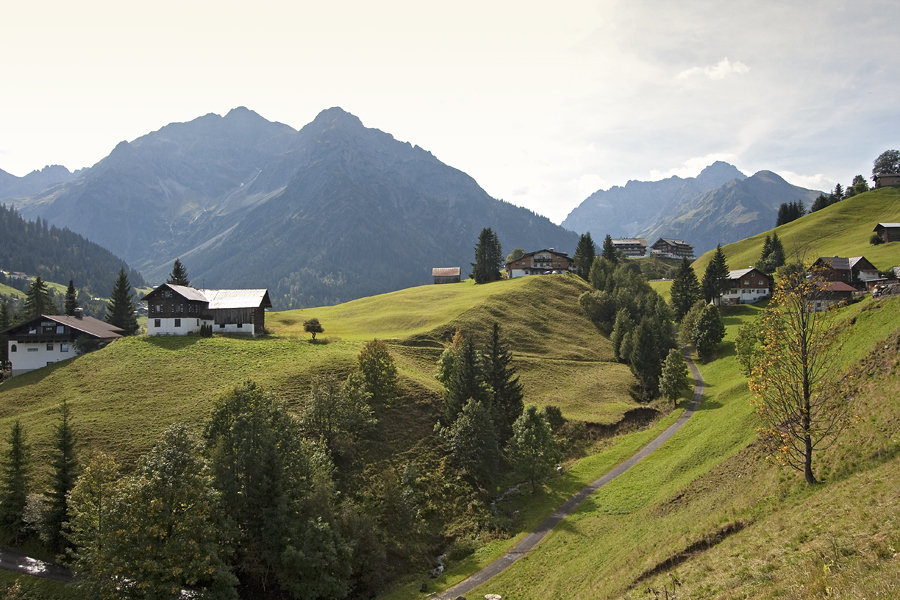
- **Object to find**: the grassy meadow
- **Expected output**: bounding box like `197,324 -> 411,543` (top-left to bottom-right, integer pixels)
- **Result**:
0,273 -> 636,480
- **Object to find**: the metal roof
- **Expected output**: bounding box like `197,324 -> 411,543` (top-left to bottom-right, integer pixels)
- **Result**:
728,268 -> 767,280
197,289 -> 272,310
432,267 -> 460,277
2,315 -> 124,339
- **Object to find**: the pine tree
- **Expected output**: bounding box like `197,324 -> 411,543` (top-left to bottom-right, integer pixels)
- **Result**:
669,258 -> 702,321
45,400 -> 78,553
601,234 -> 619,264
768,232 -> 785,273
630,318 -> 662,399
23,275 -> 55,319
166,258 -> 190,287
442,334 -> 488,425
105,268 -> 139,335
701,244 -> 729,304
482,323 -> 524,446
509,405 -> 558,491
573,232 -> 596,280
444,399 -> 500,489
64,280 -> 79,316
0,420 -> 30,542
471,228 -> 502,284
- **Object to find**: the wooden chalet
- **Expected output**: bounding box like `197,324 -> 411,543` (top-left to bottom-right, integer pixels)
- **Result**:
721,268 -> 771,305
3,310 -> 123,377
143,283 -> 272,337
649,238 -> 694,260
873,173 -> 900,188
873,223 -> 900,243
810,281 -> 856,311
432,267 -> 461,284
611,238 -> 648,257
505,249 -> 574,279
811,256 -> 880,290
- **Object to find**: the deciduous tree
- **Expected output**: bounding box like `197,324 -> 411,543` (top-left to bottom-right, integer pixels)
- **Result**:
304,317 -> 324,341
104,268 -> 139,336
355,339 -> 399,406
872,149 -> 900,180
299,375 -> 376,463
691,304 -> 725,360
509,405 -> 558,491
748,267 -> 848,484
659,348 -> 690,407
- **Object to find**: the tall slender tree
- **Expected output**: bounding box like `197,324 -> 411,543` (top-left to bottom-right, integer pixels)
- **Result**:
659,348 -> 690,407
601,234 -> 619,264
471,228 -> 502,284
166,258 -> 190,287
64,280 -> 79,316
701,244 -> 730,304
0,420 -> 30,542
482,323 -> 524,446
444,399 -> 500,489
442,334 -> 488,425
573,232 -> 596,280
509,405 -> 558,491
23,275 -> 55,319
45,400 -> 78,552
104,268 -> 139,335
669,258 -> 702,321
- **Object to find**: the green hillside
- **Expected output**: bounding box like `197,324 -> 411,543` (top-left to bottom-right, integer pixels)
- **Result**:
693,187 -> 900,272
0,274 -> 634,477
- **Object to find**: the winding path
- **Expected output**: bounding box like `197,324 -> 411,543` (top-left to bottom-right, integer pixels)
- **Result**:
435,345 -> 705,599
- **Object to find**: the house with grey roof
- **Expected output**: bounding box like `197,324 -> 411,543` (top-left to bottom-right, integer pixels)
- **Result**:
873,223 -> 900,244
812,256 -> 880,290
721,267 -> 771,305
3,310 -> 124,377
143,283 -> 272,337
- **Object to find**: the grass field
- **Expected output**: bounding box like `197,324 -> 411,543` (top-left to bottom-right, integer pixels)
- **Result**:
0,274 -> 637,480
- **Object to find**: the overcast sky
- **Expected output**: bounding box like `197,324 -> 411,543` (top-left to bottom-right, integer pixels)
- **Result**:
2,0 -> 898,224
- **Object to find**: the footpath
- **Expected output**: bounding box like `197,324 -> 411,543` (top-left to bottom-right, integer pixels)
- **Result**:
435,344 -> 705,599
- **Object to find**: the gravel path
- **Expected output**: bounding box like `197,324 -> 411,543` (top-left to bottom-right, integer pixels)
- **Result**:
434,344 -> 705,599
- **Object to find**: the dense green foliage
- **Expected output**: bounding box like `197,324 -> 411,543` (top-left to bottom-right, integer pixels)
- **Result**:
23,276 -> 55,320
303,317 -> 324,340
659,348 -> 690,407
871,148 -> 899,178
355,339 -> 399,406
471,227 -> 503,284
104,268 -> 139,336
572,232 -> 596,280
45,401 -> 77,553
63,280 -> 79,316
0,204 -> 144,293
756,232 -> 785,274
0,421 -> 29,542
483,323 -> 525,446
443,398 -> 500,489
691,304 -> 726,360
775,199 -> 806,226
701,244 -> 729,303
668,257 -> 701,321
509,405 -> 559,491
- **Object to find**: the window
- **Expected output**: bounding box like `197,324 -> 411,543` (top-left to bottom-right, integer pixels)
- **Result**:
219,324 -> 225,329
237,323 -> 242,328
60,343 -> 68,353
47,343 -> 54,351
10,345 -> 15,353
179,304 -> 184,312
174,319 -> 181,327
27,347 -> 38,352
56,325 -> 65,334
154,319 -> 161,328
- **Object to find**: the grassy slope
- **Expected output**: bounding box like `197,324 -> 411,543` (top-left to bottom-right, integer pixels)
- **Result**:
0,274 -> 635,479
692,187 -> 900,272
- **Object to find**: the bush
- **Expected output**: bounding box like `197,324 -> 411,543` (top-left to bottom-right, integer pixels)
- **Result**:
870,233 -> 885,245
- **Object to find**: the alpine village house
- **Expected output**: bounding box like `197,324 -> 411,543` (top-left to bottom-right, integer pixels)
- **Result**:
143,284 -> 272,337
3,310 -> 124,377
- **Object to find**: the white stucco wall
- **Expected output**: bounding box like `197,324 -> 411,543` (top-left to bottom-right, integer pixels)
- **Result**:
8,339 -> 74,376
147,318 -> 257,336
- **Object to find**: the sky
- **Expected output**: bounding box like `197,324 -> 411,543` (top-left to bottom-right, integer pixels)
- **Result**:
1,0 -> 898,224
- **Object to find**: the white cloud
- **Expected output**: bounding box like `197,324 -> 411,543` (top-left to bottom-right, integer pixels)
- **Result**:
677,58 -> 750,81
777,171 -> 834,192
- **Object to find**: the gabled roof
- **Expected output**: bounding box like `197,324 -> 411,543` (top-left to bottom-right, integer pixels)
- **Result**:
432,267 -> 460,277
815,256 -> 876,271
198,289 -> 272,310
3,314 -> 124,339
143,283 -> 272,309
653,238 -> 692,247
611,238 -> 648,245
874,223 -> 900,230
728,267 -> 769,280
818,281 -> 857,293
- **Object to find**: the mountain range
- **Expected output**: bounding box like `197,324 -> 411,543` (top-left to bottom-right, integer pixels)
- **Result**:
562,161 -> 823,254
4,107 -> 578,309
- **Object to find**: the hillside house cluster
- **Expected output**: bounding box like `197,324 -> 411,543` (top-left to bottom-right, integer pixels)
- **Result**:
143,284 -> 272,337
505,249 -> 574,279
2,310 -> 123,377
812,256 -> 881,290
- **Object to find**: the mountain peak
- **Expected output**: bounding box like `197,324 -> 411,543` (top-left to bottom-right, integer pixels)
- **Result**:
695,161 -> 746,188
310,107 -> 364,130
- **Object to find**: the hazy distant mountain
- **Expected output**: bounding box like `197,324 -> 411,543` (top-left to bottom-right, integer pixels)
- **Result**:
561,161 -> 747,237
6,108 -> 578,308
0,165 -> 80,200
562,161 -> 823,255
638,170 -> 822,255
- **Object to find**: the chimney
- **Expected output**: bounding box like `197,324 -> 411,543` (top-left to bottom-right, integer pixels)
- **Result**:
74,308 -> 84,320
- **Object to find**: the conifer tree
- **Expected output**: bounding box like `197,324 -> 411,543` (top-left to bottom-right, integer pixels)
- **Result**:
0,420 -> 30,542
701,244 -> 729,304
442,334 -> 488,425
23,275 -> 55,319
166,258 -> 190,287
471,228 -> 502,284
444,399 -> 500,489
601,234 -> 619,264
46,400 -> 78,553
630,318 -> 662,399
105,268 -> 139,335
669,258 -> 702,321
768,232 -> 785,273
509,405 -> 558,491
573,232 -> 596,280
482,323 -> 524,446
64,280 -> 79,316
